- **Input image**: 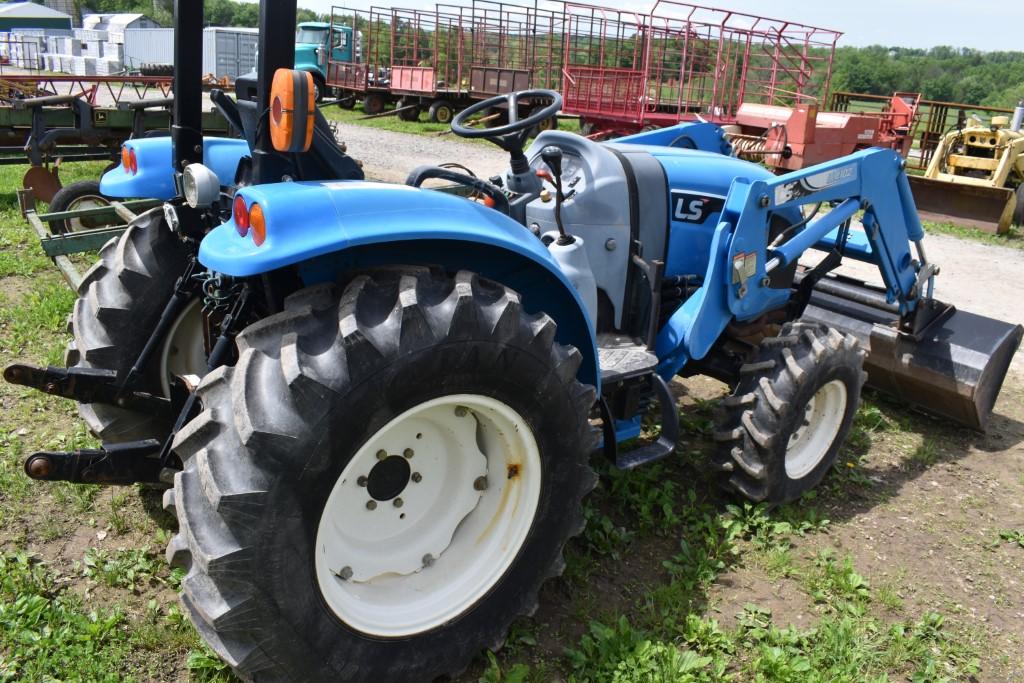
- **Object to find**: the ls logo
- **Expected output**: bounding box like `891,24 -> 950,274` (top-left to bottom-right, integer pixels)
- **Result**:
671,191 -> 725,224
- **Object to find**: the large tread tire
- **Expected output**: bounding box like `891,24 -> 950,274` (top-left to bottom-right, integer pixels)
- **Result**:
67,208 -> 189,443
712,321 -> 866,504
164,268 -> 597,682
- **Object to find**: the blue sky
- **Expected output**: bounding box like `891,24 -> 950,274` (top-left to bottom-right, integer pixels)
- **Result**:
296,0 -> 1023,51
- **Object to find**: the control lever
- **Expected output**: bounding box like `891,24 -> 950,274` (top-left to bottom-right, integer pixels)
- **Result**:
540,146 -> 573,245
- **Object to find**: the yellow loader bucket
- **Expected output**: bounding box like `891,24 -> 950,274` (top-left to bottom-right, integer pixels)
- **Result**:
908,176 -> 1015,234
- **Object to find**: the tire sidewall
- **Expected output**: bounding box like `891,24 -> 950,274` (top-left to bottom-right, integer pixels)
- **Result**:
49,180 -> 109,233
764,357 -> 861,502
246,337 -> 587,678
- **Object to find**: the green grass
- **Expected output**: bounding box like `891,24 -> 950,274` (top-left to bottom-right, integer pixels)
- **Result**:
923,219 -> 1024,250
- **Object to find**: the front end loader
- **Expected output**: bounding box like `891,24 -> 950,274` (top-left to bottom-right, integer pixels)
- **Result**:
3,1 -> 1021,680
909,103 -> 1024,233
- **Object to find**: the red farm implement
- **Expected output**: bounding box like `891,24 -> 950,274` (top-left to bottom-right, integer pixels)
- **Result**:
560,1 -> 841,135
326,6 -> 396,115
327,1 -> 568,123
730,92 -> 921,171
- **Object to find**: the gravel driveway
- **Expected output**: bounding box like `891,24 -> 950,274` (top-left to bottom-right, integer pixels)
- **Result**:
336,119 -> 511,184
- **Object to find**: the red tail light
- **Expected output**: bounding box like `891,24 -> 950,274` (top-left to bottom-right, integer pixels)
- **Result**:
128,148 -> 137,175
233,195 -> 249,237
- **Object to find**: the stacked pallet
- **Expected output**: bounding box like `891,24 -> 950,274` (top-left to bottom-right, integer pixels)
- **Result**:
43,28 -> 125,76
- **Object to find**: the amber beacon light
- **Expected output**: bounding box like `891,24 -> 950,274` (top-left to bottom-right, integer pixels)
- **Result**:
270,68 -> 315,153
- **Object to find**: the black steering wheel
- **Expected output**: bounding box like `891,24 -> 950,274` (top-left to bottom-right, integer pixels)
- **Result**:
452,90 -> 562,167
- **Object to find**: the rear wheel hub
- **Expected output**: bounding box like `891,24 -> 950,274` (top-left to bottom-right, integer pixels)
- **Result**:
314,394 -> 541,637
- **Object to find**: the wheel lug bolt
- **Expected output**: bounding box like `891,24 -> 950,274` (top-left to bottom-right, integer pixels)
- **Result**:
454,406 -> 468,417
403,448 -> 414,459
357,476 -> 368,487
473,476 -> 488,491
393,497 -> 404,508
376,449 -> 387,460
334,566 -> 353,581
422,553 -> 435,567
366,500 -> 377,510
411,472 -> 422,483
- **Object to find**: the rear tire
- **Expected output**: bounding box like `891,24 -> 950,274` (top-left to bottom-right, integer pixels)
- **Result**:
712,321 -> 866,504
67,209 -> 203,443
48,180 -> 112,233
164,268 -> 597,682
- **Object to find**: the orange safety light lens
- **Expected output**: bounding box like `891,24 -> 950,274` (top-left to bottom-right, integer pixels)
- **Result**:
249,202 -> 266,246
233,195 -> 249,237
269,68 -> 315,153
121,146 -> 131,171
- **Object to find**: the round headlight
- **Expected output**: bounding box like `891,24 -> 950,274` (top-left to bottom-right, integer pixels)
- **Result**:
182,163 -> 220,208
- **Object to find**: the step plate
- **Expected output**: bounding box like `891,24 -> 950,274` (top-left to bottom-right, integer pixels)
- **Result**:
597,334 -> 659,384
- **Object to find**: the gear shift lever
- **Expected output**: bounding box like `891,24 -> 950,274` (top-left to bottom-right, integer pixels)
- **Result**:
540,146 -> 572,245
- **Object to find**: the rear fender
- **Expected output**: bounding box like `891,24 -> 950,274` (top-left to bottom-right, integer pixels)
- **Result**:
198,180 -> 599,387
99,136 -> 250,200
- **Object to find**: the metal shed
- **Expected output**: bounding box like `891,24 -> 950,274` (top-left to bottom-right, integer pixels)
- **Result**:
122,27 -> 175,70
0,2 -> 72,31
202,27 -> 259,80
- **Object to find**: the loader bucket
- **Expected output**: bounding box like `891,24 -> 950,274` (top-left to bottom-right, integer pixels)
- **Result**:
908,176 -> 1016,235
800,274 -> 1023,431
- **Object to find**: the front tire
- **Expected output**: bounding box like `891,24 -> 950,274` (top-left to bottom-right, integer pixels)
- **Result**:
165,269 -> 596,681
712,321 -> 866,504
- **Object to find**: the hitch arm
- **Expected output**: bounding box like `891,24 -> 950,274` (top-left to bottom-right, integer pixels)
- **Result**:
3,364 -> 172,416
25,440 -> 163,485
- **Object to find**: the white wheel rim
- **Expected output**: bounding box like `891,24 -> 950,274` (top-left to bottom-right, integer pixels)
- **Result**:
315,394 -> 542,637
158,299 -> 207,397
67,195 -> 110,232
785,379 -> 848,480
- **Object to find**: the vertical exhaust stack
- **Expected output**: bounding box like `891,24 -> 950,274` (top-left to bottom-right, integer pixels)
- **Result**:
1011,100 -> 1024,133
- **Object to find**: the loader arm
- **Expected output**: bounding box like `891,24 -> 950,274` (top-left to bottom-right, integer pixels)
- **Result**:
657,147 -> 1021,430
662,147 -> 928,367
724,148 -> 925,321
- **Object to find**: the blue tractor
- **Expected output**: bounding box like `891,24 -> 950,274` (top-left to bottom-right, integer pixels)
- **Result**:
6,2 -> 1021,681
